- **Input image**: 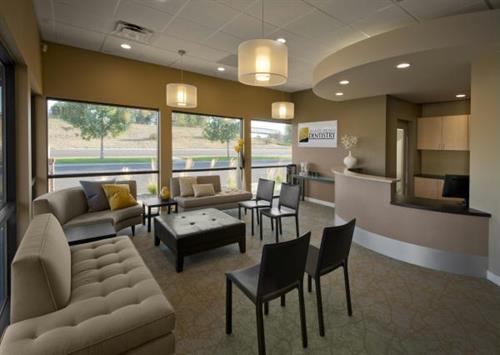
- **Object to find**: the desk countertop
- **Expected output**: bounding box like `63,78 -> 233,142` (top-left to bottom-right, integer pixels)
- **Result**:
391,195 -> 491,218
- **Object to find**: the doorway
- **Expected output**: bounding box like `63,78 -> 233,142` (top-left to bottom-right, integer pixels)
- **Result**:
396,120 -> 409,195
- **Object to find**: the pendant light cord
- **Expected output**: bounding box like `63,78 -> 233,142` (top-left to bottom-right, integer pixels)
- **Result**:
261,0 -> 264,38
178,49 -> 186,83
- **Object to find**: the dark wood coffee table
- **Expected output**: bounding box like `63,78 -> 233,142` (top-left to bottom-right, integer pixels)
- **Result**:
142,197 -> 178,232
154,208 -> 245,272
64,221 -> 116,245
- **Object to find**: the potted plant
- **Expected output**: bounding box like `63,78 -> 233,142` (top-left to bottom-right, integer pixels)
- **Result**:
341,134 -> 359,169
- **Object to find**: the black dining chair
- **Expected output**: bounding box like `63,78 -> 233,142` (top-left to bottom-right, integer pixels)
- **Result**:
238,178 -> 275,235
306,219 -> 356,336
226,232 -> 311,355
259,183 -> 301,242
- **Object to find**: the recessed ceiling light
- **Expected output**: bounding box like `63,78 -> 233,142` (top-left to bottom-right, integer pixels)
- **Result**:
121,43 -> 131,50
456,94 -> 467,98
276,38 -> 286,43
396,62 -> 411,69
339,80 -> 350,85
335,92 -> 344,96
217,67 -> 226,72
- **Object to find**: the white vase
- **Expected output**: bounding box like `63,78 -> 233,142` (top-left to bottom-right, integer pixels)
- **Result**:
344,151 -> 357,169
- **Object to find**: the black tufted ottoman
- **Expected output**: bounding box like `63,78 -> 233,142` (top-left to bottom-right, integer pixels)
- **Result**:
154,208 -> 246,272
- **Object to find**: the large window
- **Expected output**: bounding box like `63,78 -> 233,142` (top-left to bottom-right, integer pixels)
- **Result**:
47,100 -> 159,197
251,120 -> 292,193
172,112 -> 242,188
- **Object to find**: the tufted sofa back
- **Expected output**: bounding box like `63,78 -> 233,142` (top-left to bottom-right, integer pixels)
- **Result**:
11,214 -> 72,323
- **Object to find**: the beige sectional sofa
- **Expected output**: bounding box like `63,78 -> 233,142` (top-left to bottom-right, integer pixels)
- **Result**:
171,175 -> 252,211
33,180 -> 142,234
0,213 -> 175,354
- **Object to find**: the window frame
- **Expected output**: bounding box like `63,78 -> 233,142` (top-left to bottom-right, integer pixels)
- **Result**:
171,110 -> 244,174
46,97 -> 160,181
0,42 -> 17,333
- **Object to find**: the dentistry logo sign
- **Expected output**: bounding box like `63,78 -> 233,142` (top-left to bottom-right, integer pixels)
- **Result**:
298,120 -> 337,148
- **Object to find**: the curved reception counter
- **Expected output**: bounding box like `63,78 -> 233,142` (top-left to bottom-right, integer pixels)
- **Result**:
333,169 -> 490,278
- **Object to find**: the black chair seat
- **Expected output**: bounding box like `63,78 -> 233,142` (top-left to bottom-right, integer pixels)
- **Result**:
226,265 -> 260,303
239,200 -> 271,209
261,206 -> 296,218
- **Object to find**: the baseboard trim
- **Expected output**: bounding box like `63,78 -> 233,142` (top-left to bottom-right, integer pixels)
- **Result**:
487,271 -> 500,286
336,214 -> 488,278
304,197 -> 335,208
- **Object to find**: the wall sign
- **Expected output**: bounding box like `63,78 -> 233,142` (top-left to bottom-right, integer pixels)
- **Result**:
298,120 -> 337,148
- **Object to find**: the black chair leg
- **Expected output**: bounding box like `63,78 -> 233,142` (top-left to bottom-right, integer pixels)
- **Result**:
251,209 -> 255,236
260,212 -> 264,241
343,262 -> 353,316
131,225 -> 135,236
238,206 -> 241,220
298,283 -> 308,348
256,302 -> 266,355
256,208 -> 260,224
279,218 -> 283,235
270,218 -> 273,231
295,215 -> 300,238
280,295 -> 286,307
275,218 -> 279,243
315,278 -> 325,337
264,301 -> 269,315
226,278 -> 232,334
307,275 -> 312,292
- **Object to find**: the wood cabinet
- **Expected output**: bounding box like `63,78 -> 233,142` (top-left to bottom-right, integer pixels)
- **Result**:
414,177 -> 463,201
417,115 -> 469,151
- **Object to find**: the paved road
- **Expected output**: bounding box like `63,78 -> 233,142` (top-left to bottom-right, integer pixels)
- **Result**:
51,147 -> 291,157
53,159 -> 290,174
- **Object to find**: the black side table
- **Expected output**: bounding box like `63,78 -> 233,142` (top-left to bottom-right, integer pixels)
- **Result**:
143,197 -> 178,232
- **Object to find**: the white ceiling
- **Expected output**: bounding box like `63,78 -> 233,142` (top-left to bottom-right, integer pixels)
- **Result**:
33,0 -> 498,92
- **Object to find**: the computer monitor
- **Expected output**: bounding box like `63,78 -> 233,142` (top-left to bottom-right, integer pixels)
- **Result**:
442,175 -> 469,206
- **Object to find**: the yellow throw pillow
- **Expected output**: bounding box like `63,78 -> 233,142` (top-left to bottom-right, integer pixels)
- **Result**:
102,184 -> 138,210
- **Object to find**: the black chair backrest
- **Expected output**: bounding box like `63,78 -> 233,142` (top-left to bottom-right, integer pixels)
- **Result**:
258,232 -> 311,298
256,178 -> 275,203
278,183 -> 300,211
318,219 -> 356,273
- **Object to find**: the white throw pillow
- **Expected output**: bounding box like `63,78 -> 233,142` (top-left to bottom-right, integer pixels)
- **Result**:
192,184 -> 215,197
179,176 -> 197,197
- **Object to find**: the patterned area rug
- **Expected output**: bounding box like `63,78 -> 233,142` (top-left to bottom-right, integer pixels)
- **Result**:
128,202 -> 500,354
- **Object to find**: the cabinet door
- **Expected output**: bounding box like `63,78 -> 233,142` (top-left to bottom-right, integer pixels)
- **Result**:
442,115 -> 469,151
414,177 -> 440,199
417,116 -> 442,150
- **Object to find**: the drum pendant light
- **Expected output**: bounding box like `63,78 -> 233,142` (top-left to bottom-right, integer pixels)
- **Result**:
238,0 -> 288,87
166,50 -> 197,108
272,101 -> 294,119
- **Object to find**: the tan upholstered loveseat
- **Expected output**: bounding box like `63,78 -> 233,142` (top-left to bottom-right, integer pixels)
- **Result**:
171,175 -> 252,211
32,180 -> 142,234
0,214 -> 175,354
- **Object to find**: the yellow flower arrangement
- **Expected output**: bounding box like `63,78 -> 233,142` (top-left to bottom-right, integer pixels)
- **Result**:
234,138 -> 244,154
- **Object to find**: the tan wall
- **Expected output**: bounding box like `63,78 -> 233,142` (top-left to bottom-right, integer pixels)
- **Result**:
419,99 -> 470,176
41,43 -> 292,192
0,0 -> 42,92
385,96 -> 421,195
291,90 -> 387,202
470,55 -> 500,277
0,0 -> 42,239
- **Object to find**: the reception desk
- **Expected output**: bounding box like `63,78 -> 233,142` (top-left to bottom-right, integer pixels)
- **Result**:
333,169 -> 490,277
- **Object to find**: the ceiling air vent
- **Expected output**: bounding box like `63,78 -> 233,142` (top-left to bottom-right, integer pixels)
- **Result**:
113,21 -> 154,44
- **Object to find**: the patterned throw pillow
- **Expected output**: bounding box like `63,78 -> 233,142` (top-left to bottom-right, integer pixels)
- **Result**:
192,184 -> 215,197
102,184 -> 138,210
179,176 -> 197,197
